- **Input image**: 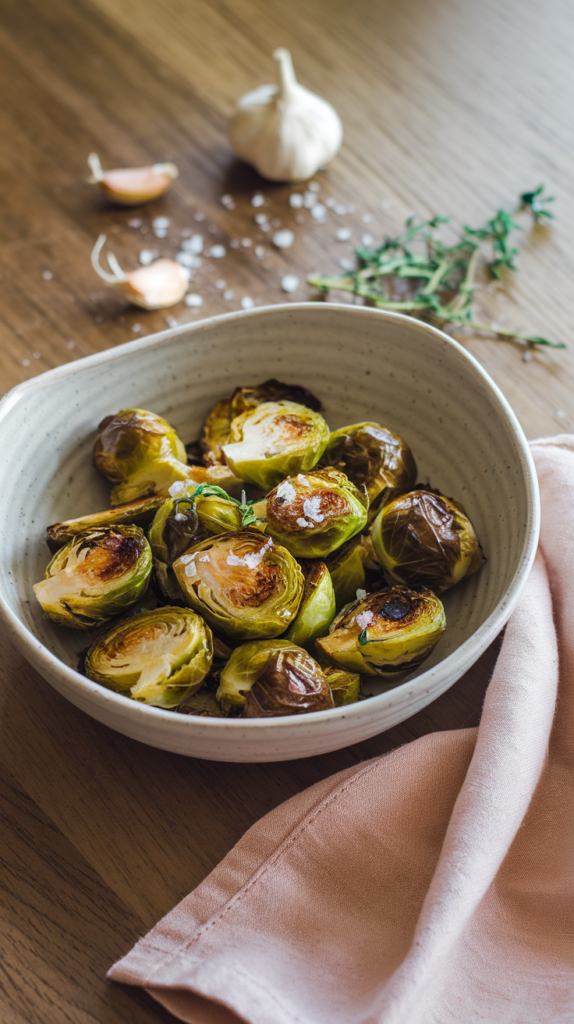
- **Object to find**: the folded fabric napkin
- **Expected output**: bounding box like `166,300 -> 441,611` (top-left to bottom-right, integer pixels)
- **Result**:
108,435 -> 574,1024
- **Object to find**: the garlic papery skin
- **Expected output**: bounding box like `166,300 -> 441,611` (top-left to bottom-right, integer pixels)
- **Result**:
88,153 -> 179,205
228,48 -> 343,182
91,235 -> 189,310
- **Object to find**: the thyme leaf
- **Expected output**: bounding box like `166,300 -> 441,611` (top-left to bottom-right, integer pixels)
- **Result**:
308,187 -> 563,351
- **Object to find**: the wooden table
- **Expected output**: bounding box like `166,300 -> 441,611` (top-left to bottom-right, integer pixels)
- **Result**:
1,0 -> 572,1019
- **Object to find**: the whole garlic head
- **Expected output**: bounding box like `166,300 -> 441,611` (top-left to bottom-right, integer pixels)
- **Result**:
229,48 -> 343,182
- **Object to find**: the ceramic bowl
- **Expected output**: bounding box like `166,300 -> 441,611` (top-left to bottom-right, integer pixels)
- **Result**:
0,304 -> 539,761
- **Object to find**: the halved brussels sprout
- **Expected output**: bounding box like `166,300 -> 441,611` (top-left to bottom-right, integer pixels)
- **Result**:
217,639 -> 334,716
201,380 -> 322,467
94,408 -> 189,504
285,561 -> 336,647
319,422 -> 416,517
46,495 -> 164,552
173,529 -> 304,640
222,400 -> 330,491
325,536 -> 367,612
316,586 -> 446,675
33,525 -> 152,629
84,607 -> 213,708
323,666 -> 361,706
371,490 -> 483,593
266,468 -> 368,559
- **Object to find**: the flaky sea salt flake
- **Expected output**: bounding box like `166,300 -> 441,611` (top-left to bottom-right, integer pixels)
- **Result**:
272,229 -> 295,249
281,274 -> 300,293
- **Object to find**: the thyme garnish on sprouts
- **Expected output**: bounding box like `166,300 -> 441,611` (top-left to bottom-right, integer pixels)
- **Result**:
308,187 -> 564,351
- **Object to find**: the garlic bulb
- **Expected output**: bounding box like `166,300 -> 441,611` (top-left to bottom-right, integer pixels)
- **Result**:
229,48 -> 343,182
91,235 -> 189,310
88,153 -> 179,205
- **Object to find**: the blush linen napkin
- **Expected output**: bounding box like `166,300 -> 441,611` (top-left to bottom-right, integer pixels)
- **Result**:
108,436 -> 574,1024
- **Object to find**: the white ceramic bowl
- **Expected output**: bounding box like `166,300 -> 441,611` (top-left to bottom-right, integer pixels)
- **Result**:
0,304 -> 539,761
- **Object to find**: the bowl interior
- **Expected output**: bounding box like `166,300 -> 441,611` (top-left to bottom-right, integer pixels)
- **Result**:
0,304 -> 535,719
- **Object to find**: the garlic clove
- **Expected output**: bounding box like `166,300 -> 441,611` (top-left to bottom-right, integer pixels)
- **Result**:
228,48 -> 343,183
88,153 -> 179,205
91,235 -> 189,309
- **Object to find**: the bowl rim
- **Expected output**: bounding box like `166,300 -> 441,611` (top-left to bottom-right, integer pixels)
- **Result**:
0,303 -> 540,733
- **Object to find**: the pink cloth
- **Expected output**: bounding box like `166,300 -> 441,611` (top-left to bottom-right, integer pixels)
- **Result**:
108,436 -> 574,1023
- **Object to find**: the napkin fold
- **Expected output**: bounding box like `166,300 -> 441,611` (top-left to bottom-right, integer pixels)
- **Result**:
109,436 -> 574,1024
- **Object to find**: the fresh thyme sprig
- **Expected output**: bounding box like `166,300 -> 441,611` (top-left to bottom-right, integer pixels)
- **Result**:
308,187 -> 564,351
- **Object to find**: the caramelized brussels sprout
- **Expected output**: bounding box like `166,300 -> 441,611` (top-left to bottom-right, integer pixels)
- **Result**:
285,561 -> 336,647
177,691 -> 226,717
222,400 -> 330,491
84,607 -> 213,708
323,666 -> 361,706
316,586 -> 446,675
201,380 -> 322,467
325,537 -> 367,612
217,640 -> 334,716
371,490 -> 483,593
33,525 -> 152,629
173,529 -> 304,640
148,496 -> 204,566
46,495 -> 164,552
192,484 -> 265,535
93,408 -> 190,504
266,468 -> 368,559
319,422 -> 416,516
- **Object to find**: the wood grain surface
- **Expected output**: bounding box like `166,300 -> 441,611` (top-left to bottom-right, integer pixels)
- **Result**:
0,0 -> 572,1019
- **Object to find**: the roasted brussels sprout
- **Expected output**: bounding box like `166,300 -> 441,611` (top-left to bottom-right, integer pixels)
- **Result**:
316,586 -> 446,675
266,468 -> 368,559
33,525 -> 152,629
217,640 -> 334,716
222,400 -> 330,491
46,495 -> 164,552
148,496 -> 205,566
319,422 -> 416,517
371,490 -> 483,593
201,380 -> 322,467
93,408 -> 190,505
192,484 -> 265,535
177,691 -> 226,717
285,561 -> 336,647
173,529 -> 304,640
84,607 -> 213,707
323,666 -> 361,706
325,536 -> 367,612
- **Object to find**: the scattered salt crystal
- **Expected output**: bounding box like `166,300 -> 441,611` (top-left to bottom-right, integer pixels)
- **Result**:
361,234 -> 374,246
303,496 -> 325,523
185,294 -> 203,307
215,279 -> 226,289
154,228 -> 167,239
254,213 -> 267,225
208,224 -> 218,234
220,194 -> 235,208
66,341 -> 76,350
281,273 -> 300,293
185,561 -> 197,577
229,239 -> 240,248
357,609 -> 374,628
179,552 -> 194,564
139,249 -> 158,265
174,512 -> 187,522
273,229 -> 295,249
199,554 -> 210,562
260,223 -> 271,232
169,482 -> 185,496
297,518 -> 311,528
208,244 -> 226,258
289,193 -> 304,208
311,204 -> 327,222
297,474 -> 309,486
557,409 -> 565,418
361,213 -> 373,223
276,480 -> 296,502
241,237 -> 253,247
303,191 -> 316,208
251,194 -> 265,207
195,211 -> 205,221
333,203 -> 347,215
132,323 -> 142,333
181,234 -> 204,254
294,214 -> 305,225
165,315 -> 178,328
223,289 -> 234,300
127,217 -> 142,228
308,181 -> 320,192
522,350 -> 533,363
33,351 -> 40,359
176,251 -> 199,268
336,227 -> 352,242
325,197 -> 337,208
255,246 -> 267,260
356,589 -> 367,600
271,218 -> 281,228
241,296 -> 255,309
42,270 -> 53,280
339,257 -> 355,270
181,228 -> 192,238
152,216 -> 170,230
22,358 -> 30,367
